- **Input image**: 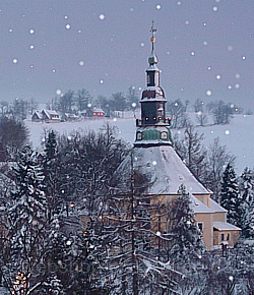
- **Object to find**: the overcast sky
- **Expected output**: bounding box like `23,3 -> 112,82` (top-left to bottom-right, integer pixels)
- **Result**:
0,0 -> 254,109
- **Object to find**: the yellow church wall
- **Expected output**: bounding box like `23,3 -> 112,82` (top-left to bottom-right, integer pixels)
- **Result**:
213,230 -> 241,247
212,212 -> 227,222
195,213 -> 213,250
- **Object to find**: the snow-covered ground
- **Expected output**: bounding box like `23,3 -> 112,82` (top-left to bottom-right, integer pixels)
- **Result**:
25,114 -> 254,174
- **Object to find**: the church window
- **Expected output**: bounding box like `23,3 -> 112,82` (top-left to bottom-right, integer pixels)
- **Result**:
161,131 -> 168,140
136,132 -> 142,140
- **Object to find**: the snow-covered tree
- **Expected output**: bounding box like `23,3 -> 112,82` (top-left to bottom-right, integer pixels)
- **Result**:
8,145 -> 47,291
167,98 -> 189,129
205,137 -> 235,201
43,130 -> 62,221
174,124 -> 208,184
37,275 -> 65,295
169,185 -> 205,269
220,164 -> 241,226
238,168 -> 254,238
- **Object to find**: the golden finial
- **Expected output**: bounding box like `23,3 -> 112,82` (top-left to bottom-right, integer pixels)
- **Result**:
150,21 -> 157,50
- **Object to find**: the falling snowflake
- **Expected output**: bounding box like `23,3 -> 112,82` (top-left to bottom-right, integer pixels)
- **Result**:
227,45 -> 233,51
216,74 -> 221,80
9,28 -> 13,33
242,55 -> 246,60
177,1 -> 182,5
87,103 -> 92,108
156,4 -> 161,10
65,24 -> 71,30
206,89 -> 212,96
79,60 -> 85,66
185,20 -> 190,25
99,14 -> 105,20
235,83 -> 240,89
132,102 -> 137,108
113,118 -> 117,122
64,15 -> 68,20
212,6 -> 218,12
203,41 -> 208,46
12,58 -> 18,64
235,73 -> 240,79
52,68 -> 56,73
190,51 -> 195,56
203,22 -> 207,27
29,28 -> 35,34
130,7 -> 134,12
140,42 -> 145,47
29,45 -> 35,50
225,130 -> 230,135
210,130 -> 214,134
227,85 -> 232,90
229,276 -> 234,282
156,231 -> 161,236
56,89 -> 62,95
99,79 -> 104,84
66,240 -> 72,246
152,160 -> 157,166
207,66 -> 212,71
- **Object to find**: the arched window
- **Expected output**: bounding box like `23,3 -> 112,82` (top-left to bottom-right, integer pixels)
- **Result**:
161,131 -> 168,140
136,132 -> 142,141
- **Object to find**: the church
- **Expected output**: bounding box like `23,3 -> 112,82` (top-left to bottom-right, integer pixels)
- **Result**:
122,24 -> 241,250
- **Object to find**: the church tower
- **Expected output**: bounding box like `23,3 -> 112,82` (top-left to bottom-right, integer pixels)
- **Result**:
135,22 -> 172,146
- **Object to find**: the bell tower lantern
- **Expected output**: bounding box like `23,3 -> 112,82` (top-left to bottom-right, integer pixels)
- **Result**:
135,22 -> 172,147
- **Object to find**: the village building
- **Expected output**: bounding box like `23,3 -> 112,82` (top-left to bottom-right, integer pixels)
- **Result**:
31,111 -> 43,122
32,110 -> 61,123
62,113 -> 80,122
119,24 -> 240,250
92,107 -> 105,118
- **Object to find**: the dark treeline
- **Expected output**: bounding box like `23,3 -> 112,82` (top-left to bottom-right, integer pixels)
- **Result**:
0,88 -> 250,126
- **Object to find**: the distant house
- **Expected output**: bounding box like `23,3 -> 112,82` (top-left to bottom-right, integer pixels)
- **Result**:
31,110 -> 61,123
92,108 -> 105,118
31,111 -> 43,122
62,113 -> 80,122
41,110 -> 61,123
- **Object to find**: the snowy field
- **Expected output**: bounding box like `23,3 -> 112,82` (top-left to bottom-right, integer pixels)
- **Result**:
25,114 -> 254,174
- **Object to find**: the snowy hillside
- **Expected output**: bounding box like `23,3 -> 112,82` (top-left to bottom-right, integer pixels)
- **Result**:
25,114 -> 254,173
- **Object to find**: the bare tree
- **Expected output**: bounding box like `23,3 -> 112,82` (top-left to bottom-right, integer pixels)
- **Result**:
0,117 -> 28,161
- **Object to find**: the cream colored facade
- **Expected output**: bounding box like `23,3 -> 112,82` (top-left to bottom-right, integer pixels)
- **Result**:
149,191 -> 241,250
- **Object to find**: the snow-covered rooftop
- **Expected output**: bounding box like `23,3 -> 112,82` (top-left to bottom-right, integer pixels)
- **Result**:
191,195 -> 213,213
213,222 -> 241,231
210,199 -> 227,213
131,145 -> 209,195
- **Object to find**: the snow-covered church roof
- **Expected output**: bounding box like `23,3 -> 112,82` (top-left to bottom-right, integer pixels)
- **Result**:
117,145 -> 209,195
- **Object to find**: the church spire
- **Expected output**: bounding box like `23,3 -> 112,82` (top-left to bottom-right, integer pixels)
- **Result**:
148,21 -> 159,66
134,23 -> 172,147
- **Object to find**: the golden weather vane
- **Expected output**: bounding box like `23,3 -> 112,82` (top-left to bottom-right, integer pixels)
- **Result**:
150,21 -> 157,52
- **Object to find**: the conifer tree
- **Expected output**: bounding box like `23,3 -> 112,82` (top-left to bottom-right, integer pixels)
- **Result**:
43,131 -> 62,221
8,145 -> 47,289
169,185 -> 205,269
220,164 -> 241,226
238,168 -> 254,238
